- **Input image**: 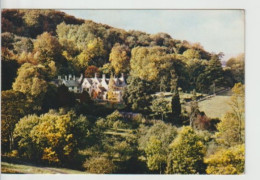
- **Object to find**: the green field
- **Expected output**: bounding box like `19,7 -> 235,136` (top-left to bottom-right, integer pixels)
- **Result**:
156,90 -> 232,119
1,161 -> 85,174
198,90 -> 232,119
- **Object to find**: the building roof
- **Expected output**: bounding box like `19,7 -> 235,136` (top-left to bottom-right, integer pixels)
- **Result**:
63,80 -> 80,87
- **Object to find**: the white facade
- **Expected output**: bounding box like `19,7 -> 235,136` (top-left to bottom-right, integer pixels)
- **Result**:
55,73 -> 126,102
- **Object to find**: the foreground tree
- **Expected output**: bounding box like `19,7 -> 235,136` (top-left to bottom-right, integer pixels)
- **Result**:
166,126 -> 206,174
83,156 -> 116,174
145,136 -> 166,174
216,83 -> 245,146
14,110 -> 90,164
1,90 -> 29,152
205,144 -> 245,174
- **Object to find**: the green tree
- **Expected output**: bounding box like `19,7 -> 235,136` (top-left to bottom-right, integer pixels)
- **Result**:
138,121 -> 178,151
151,97 -> 169,121
12,115 -> 40,159
226,54 -> 244,84
12,63 -> 49,97
145,136 -> 166,174
183,49 -> 201,59
1,90 -> 29,152
196,54 -> 225,93
171,89 -> 181,124
166,126 -> 206,174
123,76 -> 153,114
1,57 -> 20,90
205,144 -> 245,174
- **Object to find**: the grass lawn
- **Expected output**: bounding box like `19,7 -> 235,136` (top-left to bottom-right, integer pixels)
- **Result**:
198,90 -> 232,119
1,161 -> 85,174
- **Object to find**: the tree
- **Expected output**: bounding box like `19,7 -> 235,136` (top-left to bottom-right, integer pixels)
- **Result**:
216,83 -> 245,146
145,136 -> 166,174
1,32 -> 15,49
12,63 -> 49,97
56,85 -> 76,108
138,121 -> 178,151
171,89 -> 181,124
189,90 -> 200,127
33,32 -> 62,64
85,65 -> 99,77
216,113 -> 242,147
196,54 -> 225,93
166,126 -> 206,174
109,43 -> 130,75
13,37 -> 33,54
187,59 -> 206,90
205,144 -> 245,174
14,110 -> 90,164
226,54 -> 244,84
76,37 -> 107,70
229,83 -> 245,143
183,49 -> 201,59
1,58 -> 20,90
151,97 -> 169,121
83,156 -> 115,174
123,76 -> 153,114
1,90 -> 29,152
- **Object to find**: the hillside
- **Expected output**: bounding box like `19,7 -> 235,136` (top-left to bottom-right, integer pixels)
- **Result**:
198,91 -> 232,119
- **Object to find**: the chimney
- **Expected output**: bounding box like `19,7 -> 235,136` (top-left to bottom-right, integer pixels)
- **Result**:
73,75 -> 76,80
102,74 -> 106,81
69,74 -> 72,80
121,73 -> 126,84
65,75 -> 67,81
95,73 -> 97,79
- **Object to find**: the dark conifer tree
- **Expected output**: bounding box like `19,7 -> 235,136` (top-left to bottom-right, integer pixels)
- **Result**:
171,88 -> 181,124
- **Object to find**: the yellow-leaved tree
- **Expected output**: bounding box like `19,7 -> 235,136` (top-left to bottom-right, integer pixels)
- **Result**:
205,144 -> 245,174
166,126 -> 206,174
216,83 -> 245,146
14,110 -> 90,164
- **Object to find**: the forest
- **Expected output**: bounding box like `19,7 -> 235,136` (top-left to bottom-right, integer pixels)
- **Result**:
1,9 -> 245,174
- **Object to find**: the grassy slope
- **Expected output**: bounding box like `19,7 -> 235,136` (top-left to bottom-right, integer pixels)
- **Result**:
1,161 -> 85,174
157,91 -> 232,119
198,90 -> 232,119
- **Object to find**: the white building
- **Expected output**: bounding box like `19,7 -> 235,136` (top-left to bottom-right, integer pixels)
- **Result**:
54,73 -> 126,102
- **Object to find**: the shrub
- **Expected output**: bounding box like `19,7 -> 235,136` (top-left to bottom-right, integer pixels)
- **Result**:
83,156 -> 115,174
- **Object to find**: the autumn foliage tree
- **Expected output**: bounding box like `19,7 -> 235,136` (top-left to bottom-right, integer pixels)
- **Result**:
14,110 -> 90,164
85,65 -> 99,78
109,43 -> 130,75
216,83 -> 245,146
166,126 -> 206,174
205,144 -> 245,174
33,32 -> 62,64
